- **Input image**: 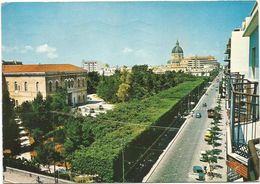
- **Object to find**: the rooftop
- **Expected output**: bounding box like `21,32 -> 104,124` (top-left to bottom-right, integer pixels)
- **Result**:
3,64 -> 86,73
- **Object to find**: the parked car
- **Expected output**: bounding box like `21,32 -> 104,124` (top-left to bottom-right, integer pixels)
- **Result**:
90,108 -> 95,113
99,105 -> 104,110
204,131 -> 212,141
207,109 -> 214,118
193,166 -> 203,173
195,112 -> 202,118
193,166 -> 205,181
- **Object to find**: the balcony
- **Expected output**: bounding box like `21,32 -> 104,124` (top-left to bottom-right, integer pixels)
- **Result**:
226,72 -> 259,181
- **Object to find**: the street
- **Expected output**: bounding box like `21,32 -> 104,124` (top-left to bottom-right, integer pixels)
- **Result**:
144,75 -> 226,182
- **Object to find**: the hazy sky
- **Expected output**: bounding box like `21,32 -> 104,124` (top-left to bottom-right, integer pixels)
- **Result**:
2,1 -> 255,67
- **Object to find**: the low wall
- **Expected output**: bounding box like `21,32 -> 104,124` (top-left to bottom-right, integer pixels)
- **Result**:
5,167 -> 74,184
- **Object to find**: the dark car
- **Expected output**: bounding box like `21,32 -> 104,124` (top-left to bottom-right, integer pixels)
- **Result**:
195,112 -> 202,118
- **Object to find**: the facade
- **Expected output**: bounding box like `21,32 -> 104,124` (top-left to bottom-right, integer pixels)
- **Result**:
230,20 -> 250,77
225,2 -> 259,181
243,4 -> 259,82
184,55 -> 219,70
82,60 -> 115,76
3,64 -> 88,107
82,60 -> 99,72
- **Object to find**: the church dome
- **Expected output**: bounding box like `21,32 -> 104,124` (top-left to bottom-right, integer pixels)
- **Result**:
172,40 -> 183,54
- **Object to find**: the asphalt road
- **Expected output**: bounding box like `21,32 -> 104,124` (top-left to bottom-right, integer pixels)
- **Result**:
145,76 -> 221,182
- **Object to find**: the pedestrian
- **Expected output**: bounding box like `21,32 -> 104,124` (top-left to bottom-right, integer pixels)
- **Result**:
36,176 -> 41,183
204,166 -> 207,174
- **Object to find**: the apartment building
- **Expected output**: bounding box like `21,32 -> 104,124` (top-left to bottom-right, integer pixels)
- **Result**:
224,2 -> 259,181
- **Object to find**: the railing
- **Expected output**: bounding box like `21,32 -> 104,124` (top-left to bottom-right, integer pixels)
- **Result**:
228,73 -> 259,158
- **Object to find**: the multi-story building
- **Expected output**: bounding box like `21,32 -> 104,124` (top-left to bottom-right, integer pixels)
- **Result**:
230,26 -> 250,77
82,60 -> 99,72
184,55 -> 219,70
3,64 -> 88,107
225,2 -> 259,181
82,60 -> 115,76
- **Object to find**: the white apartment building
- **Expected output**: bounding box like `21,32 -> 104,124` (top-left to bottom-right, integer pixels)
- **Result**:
230,17 -> 250,78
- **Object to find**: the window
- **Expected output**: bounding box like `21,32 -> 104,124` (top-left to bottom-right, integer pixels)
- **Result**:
24,82 -> 28,92
64,80 -> 68,88
36,82 -> 39,92
82,79 -> 85,87
15,100 -> 19,106
55,81 -> 59,89
71,80 -> 74,88
68,80 -> 71,88
6,81 -> 9,90
252,47 -> 256,78
83,94 -> 85,102
78,95 -> 81,103
48,81 -> 53,92
14,82 -> 18,91
78,79 -> 80,88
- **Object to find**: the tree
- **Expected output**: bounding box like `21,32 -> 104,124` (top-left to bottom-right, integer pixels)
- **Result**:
2,75 -> 21,155
116,83 -> 131,102
86,72 -> 100,94
35,141 -> 60,173
62,118 -> 83,161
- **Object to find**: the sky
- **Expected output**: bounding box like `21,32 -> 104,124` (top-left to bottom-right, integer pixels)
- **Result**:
1,1 -> 255,67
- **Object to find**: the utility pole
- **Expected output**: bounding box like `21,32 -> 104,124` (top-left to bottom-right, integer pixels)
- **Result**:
122,139 -> 125,183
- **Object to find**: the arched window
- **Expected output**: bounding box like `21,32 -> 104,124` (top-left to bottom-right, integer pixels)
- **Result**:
24,82 -> 28,92
68,80 -> 71,88
55,81 -> 59,89
71,79 -> 74,88
82,79 -> 85,87
64,80 -> 68,88
78,95 -> 81,103
36,82 -> 39,92
78,79 -> 80,88
48,81 -> 53,92
14,81 -> 18,91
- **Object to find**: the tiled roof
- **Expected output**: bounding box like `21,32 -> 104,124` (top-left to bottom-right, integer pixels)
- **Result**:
3,64 -> 86,73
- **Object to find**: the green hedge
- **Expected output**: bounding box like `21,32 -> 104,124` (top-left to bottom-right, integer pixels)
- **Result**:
71,79 -> 205,182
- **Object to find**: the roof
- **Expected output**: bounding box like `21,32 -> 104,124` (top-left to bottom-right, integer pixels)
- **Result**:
186,55 -> 217,60
172,40 -> 184,54
3,64 -> 87,73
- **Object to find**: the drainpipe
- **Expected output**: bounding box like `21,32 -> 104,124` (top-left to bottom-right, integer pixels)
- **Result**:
248,138 -> 259,180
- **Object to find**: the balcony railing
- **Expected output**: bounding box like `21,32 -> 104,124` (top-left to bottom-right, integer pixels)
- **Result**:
227,73 -> 259,158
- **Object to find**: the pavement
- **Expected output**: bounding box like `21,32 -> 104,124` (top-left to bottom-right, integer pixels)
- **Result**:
144,74 -> 227,182
76,94 -> 114,117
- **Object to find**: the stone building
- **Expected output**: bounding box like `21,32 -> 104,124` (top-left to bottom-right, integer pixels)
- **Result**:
3,64 -> 87,107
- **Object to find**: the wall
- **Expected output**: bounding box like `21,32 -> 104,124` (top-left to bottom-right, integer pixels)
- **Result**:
5,75 -> 46,106
230,30 -> 249,77
248,27 -> 259,81
5,167 -> 74,184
